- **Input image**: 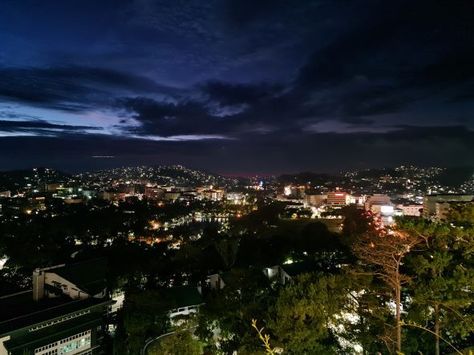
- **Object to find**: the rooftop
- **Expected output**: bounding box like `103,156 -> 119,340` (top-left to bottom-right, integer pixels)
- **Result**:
159,287 -> 203,310
0,290 -> 110,336
53,258 -> 107,295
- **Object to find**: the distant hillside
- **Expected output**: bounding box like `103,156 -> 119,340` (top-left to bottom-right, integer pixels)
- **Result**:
278,172 -> 342,185
0,168 -> 70,193
76,165 -> 236,187
276,165 -> 474,192
437,167 -> 474,187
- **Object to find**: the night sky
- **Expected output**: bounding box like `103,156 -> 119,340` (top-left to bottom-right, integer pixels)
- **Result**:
0,0 -> 473,174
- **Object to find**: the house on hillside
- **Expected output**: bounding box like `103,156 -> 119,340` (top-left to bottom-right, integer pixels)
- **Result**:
159,287 -> 204,324
205,273 -> 228,290
263,262 -> 314,286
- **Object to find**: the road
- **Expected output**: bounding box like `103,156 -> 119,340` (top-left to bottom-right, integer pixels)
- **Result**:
141,326 -> 197,355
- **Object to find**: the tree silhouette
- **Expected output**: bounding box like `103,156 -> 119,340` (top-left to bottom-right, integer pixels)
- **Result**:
351,227 -> 428,353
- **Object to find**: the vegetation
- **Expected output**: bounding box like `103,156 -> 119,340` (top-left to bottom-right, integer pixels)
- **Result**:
0,197 -> 473,354
148,330 -> 202,355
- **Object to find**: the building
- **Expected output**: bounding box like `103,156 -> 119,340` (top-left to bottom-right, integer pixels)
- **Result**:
163,191 -> 181,201
98,191 -> 127,202
326,191 -> 349,208
0,257 -> 7,271
397,204 -> 422,217
423,194 -> 474,219
364,194 -> 395,226
0,259 -> 112,355
206,274 -> 226,290
365,194 -> 392,211
0,191 -> 11,198
45,184 -> 62,193
144,186 -> 165,200
225,192 -> 246,205
304,194 -> 327,207
158,287 -> 204,324
64,198 -> 84,205
283,185 -> 305,199
369,204 -> 394,216
199,189 -> 225,201
348,194 -> 366,206
263,262 -> 314,286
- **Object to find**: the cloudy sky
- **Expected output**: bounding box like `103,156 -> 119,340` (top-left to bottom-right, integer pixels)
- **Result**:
0,0 -> 473,173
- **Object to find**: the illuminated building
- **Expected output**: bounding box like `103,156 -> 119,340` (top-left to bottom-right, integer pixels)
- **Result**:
364,194 -> 392,211
348,194 -> 366,206
0,191 -> 11,198
98,191 -> 127,201
370,204 -> 394,216
304,194 -> 327,207
45,183 -> 62,193
0,260 -> 112,355
64,198 -> 84,205
327,191 -> 349,207
200,189 -> 225,201
226,192 -> 246,205
263,262 -> 315,286
157,287 -> 204,324
365,194 -> 395,226
397,204 -> 422,217
283,185 -> 305,199
144,186 -> 165,200
163,190 -> 181,201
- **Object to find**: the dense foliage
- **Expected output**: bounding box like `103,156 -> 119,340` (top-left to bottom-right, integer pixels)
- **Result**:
0,198 -> 473,354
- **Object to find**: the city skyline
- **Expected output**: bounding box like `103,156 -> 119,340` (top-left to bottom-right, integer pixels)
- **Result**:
0,0 -> 473,173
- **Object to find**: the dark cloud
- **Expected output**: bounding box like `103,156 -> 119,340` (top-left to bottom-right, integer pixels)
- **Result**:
0,0 -> 472,172
119,85 -> 304,137
203,81 -> 281,106
295,5 -> 402,90
292,0 -> 474,119
224,0 -> 289,27
0,119 -> 100,132
388,125 -> 474,141
410,49 -> 474,88
338,85 -> 413,118
0,66 -> 177,112
119,97 -> 227,136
